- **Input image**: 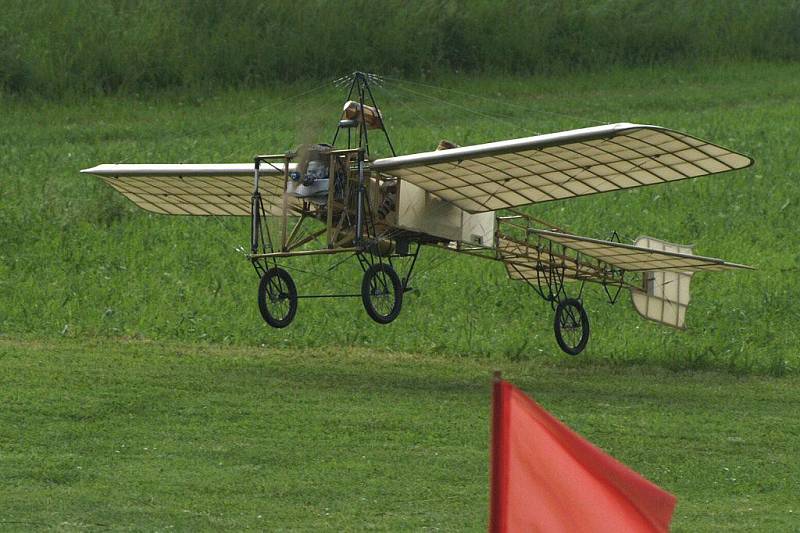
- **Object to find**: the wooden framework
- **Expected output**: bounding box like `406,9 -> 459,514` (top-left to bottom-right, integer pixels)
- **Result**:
247,148 -> 364,261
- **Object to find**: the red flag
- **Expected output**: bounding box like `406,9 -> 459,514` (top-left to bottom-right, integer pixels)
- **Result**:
489,377 -> 676,533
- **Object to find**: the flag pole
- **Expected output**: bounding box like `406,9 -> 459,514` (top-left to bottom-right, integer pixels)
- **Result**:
489,371 -> 506,533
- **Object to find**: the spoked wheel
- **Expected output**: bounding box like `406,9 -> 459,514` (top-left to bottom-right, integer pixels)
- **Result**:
258,267 -> 298,328
554,298 -> 590,355
361,263 -> 403,324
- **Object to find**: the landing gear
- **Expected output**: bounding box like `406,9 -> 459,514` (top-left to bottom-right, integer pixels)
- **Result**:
258,267 -> 298,328
361,263 -> 403,324
251,243 -> 419,330
554,298 -> 589,355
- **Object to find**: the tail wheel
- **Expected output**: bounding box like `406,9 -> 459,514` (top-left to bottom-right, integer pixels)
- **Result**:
361,263 -> 403,324
258,267 -> 298,328
554,298 -> 589,355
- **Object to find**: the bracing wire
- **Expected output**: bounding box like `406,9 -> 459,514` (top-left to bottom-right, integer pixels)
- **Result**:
110,80 -> 343,264
378,83 -> 447,140
385,82 -> 525,132
381,75 -> 610,127
224,86 -> 346,158
201,81 -> 337,163
112,80 -> 335,165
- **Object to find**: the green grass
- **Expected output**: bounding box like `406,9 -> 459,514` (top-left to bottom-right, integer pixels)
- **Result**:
0,338 -> 798,530
1,0 -> 799,95
1,62 -> 799,374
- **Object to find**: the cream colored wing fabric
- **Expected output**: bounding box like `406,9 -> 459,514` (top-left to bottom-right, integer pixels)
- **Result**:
81,163 -> 296,216
533,229 -> 752,272
629,237 -> 696,329
498,237 -> 586,283
371,124 -> 752,213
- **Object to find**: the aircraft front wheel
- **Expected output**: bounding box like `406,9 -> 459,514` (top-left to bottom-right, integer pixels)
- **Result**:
554,298 -> 589,355
361,263 -> 403,324
258,267 -> 298,328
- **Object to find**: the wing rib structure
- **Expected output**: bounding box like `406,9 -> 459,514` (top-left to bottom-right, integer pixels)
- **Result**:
81,163 -> 296,216
496,228 -> 751,286
372,124 -> 752,213
532,229 -> 752,273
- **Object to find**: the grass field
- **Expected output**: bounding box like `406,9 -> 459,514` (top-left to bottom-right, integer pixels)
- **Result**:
1,338 -> 798,530
1,61 -> 799,373
2,62 -> 800,530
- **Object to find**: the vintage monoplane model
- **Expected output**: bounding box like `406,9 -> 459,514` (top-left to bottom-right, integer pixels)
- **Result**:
82,72 -> 753,354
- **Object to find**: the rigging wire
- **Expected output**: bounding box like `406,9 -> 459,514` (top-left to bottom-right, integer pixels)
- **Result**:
366,77 -> 580,281
111,80 -> 335,165
378,83 -> 447,140
342,87 -> 518,294
385,82 -> 525,132
373,82 -> 522,244
206,82 -> 337,163
114,79 -> 343,262
381,75 -> 610,127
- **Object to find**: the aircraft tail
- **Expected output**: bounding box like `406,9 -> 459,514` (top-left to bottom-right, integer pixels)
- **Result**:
629,237 -> 694,329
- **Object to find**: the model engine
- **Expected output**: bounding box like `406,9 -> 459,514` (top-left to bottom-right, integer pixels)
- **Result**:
287,144 -> 337,204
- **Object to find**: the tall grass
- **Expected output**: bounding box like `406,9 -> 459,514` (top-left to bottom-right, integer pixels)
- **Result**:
2,0 -> 799,96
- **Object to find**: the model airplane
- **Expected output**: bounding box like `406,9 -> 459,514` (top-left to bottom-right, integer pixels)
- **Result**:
82,72 -> 753,355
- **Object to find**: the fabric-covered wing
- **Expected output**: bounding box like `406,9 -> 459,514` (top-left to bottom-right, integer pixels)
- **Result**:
81,163 -> 297,216
498,236 -> 588,283
533,229 -> 752,272
371,123 -> 752,213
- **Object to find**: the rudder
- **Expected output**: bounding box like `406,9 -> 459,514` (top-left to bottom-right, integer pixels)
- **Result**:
630,237 -> 694,329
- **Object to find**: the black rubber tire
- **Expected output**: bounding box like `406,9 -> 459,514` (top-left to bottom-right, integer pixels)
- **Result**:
257,267 -> 298,328
361,263 -> 403,324
554,298 -> 590,355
